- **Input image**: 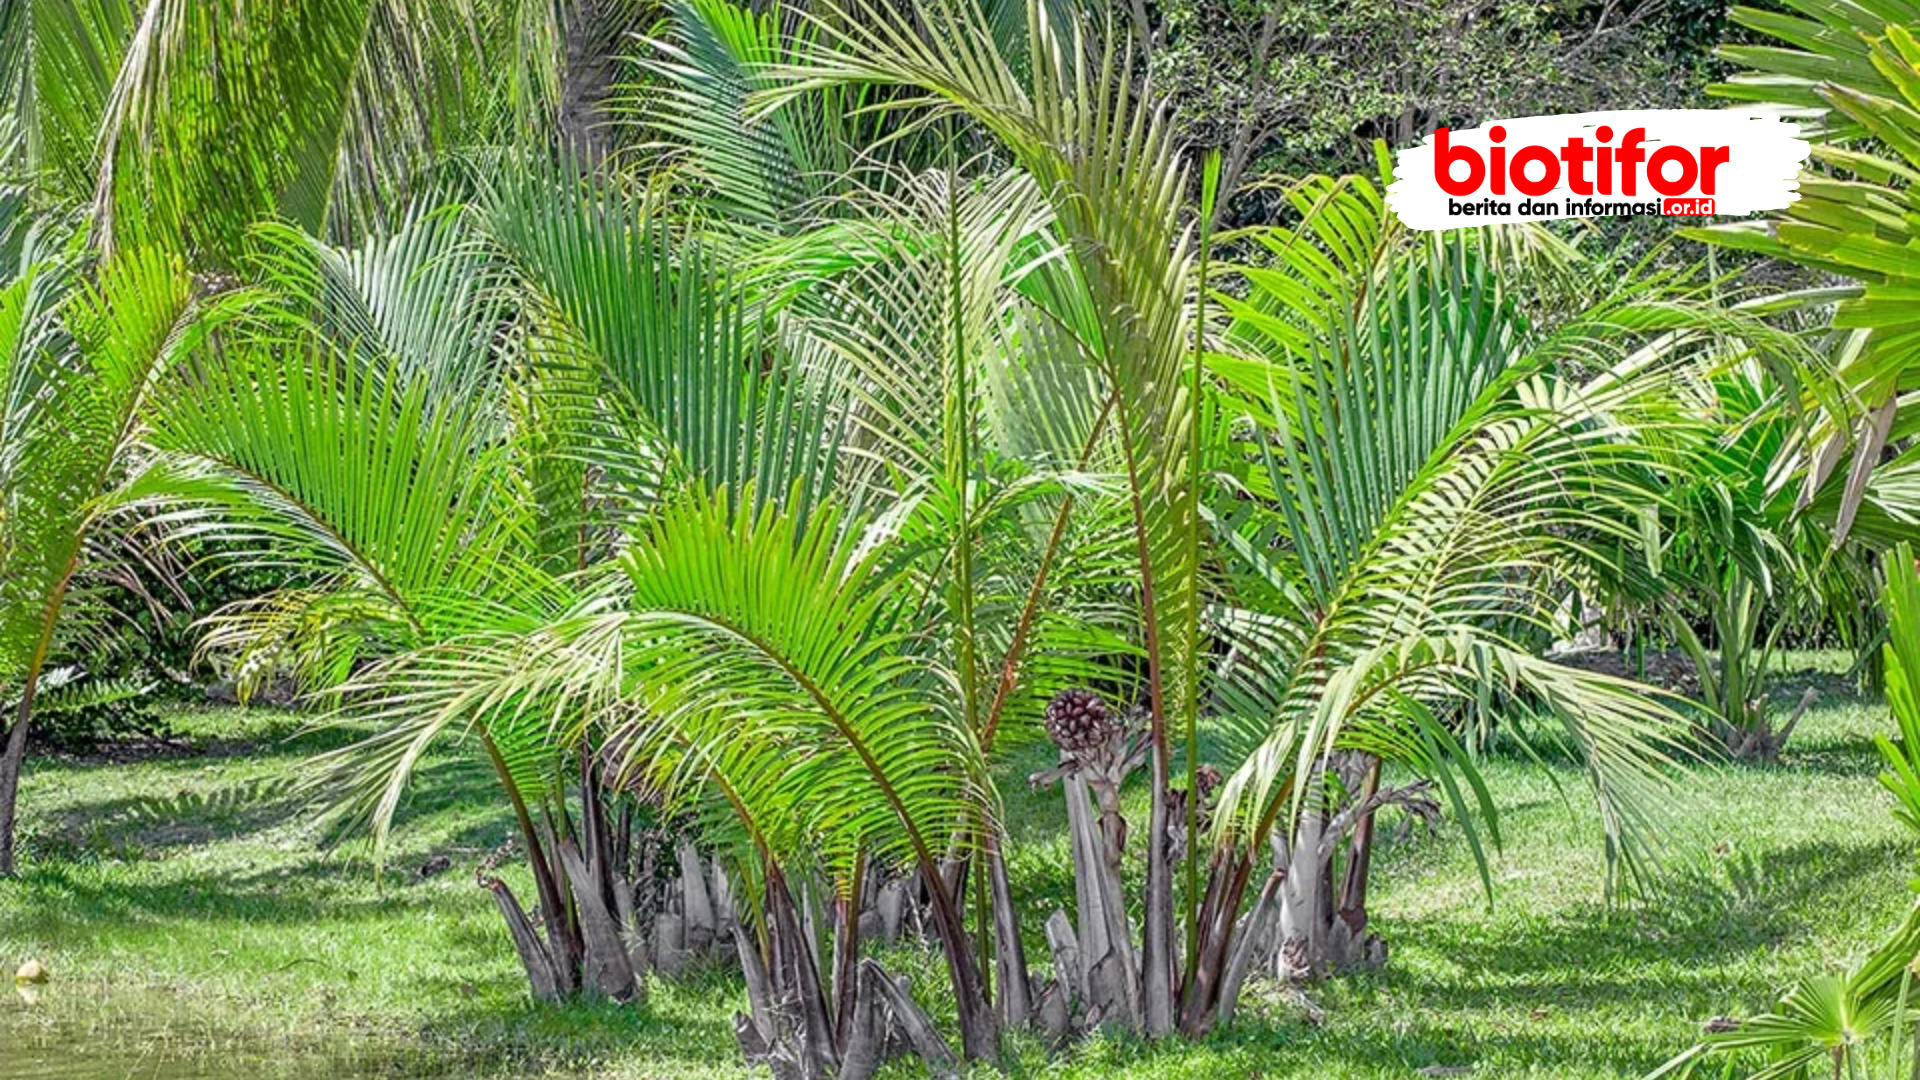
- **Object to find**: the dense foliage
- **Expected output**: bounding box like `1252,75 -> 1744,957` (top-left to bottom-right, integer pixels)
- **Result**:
0,2 -> 1917,1078
1152,0 -> 1730,207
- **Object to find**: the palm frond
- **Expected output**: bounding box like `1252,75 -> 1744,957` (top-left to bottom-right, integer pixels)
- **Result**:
1207,206 -> 1710,888
93,0 -> 484,259
609,489 -> 987,880
483,159 -> 859,522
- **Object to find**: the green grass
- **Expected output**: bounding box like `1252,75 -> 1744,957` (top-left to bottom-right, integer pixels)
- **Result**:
1,657 -> 1913,1079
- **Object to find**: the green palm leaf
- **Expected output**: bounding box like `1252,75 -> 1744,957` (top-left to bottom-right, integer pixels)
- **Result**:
483,160 -> 857,522
1209,197 -> 1710,891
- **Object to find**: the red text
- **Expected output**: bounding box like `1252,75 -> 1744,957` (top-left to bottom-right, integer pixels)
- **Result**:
1435,126 -> 1729,199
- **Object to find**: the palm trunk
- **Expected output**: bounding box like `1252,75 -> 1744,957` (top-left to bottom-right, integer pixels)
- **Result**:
558,0 -> 614,164
1176,847 -> 1253,1036
484,741 -> 683,1003
1270,756 -> 1421,980
739,860 -> 974,1079
1277,802 -> 1330,977
1142,749 -> 1176,1035
1,575 -> 70,878
919,857 -> 998,1059
487,875 -> 565,1002
1337,759 -> 1383,931
484,734 -> 582,997
1215,869 -> 1285,1029
555,837 -> 641,1000
986,835 -> 1032,1030
865,959 -> 961,1077
833,855 -> 866,1055
1064,770 -> 1140,1025
769,870 -> 839,1079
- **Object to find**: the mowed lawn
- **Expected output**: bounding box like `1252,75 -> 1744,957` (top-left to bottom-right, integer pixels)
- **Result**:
0,654 -> 1910,1079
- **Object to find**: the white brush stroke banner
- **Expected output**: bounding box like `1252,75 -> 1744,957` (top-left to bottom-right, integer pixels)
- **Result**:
1386,109 -> 1808,231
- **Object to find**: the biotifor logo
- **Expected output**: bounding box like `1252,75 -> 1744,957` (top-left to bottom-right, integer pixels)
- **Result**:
1385,110 -> 1808,231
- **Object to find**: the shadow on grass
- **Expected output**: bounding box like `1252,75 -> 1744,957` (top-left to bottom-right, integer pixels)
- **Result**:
1157,835 -> 1901,1079
1777,735 -> 1888,778
28,707 -> 351,769
1380,837 -> 1903,992
401,970 -> 747,1077
41,778 -> 301,855
7,857 -> 470,939
27,741 -> 514,862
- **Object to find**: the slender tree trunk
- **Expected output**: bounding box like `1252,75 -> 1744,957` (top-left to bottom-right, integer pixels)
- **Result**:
833,855 -> 866,1055
483,734 -> 583,996
0,689 -> 36,876
1268,757 -> 1423,980
1177,848 -> 1252,1036
1215,869 -> 1284,1029
1277,804 -> 1329,977
1064,770 -> 1139,1025
1208,4 -> 1285,232
920,858 -> 999,1059
1,584 -> 64,878
768,868 -> 838,1078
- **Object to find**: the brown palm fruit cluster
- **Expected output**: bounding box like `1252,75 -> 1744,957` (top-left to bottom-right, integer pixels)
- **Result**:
1195,763 -> 1224,799
1044,688 -> 1119,753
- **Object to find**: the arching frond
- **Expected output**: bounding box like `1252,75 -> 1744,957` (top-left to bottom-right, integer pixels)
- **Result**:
609,490 -> 987,880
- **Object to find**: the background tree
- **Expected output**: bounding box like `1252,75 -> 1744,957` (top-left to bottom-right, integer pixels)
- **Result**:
1147,0 -> 1732,224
